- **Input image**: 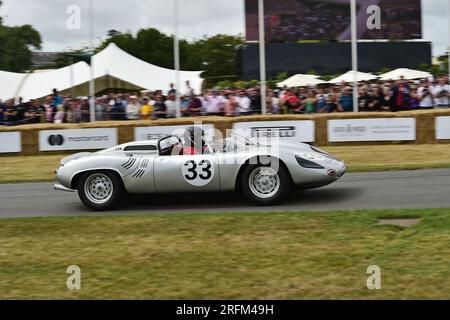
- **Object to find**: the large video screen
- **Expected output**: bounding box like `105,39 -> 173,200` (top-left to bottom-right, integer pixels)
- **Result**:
245,0 -> 422,41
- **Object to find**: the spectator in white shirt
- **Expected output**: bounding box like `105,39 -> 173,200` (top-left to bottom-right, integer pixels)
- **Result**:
236,91 -> 251,115
268,90 -> 280,114
126,96 -> 141,120
198,90 -> 210,115
183,80 -> 194,97
435,78 -> 450,108
417,80 -> 435,109
205,90 -> 226,115
165,93 -> 177,118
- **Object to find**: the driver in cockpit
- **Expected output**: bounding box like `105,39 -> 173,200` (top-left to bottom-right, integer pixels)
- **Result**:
180,126 -> 210,155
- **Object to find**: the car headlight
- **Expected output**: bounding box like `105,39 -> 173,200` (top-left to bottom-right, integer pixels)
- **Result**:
297,152 -> 332,162
295,153 -> 330,169
310,146 -> 339,161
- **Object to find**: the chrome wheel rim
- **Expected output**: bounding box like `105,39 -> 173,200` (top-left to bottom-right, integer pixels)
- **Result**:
84,173 -> 113,204
248,167 -> 280,199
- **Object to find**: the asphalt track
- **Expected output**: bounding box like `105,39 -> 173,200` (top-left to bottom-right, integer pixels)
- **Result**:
0,169 -> 449,218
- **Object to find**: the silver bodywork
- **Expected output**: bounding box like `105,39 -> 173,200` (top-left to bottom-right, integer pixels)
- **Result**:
55,137 -> 346,194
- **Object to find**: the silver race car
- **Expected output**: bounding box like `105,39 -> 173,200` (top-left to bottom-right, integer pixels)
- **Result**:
55,127 -> 346,210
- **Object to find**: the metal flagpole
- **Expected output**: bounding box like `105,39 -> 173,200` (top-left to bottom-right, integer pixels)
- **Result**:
448,0 -> 450,88
350,0 -> 359,112
174,0 -> 181,118
258,0 -> 267,115
88,0 -> 96,122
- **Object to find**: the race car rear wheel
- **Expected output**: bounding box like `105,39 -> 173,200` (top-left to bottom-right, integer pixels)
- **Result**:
241,164 -> 290,205
78,171 -> 123,211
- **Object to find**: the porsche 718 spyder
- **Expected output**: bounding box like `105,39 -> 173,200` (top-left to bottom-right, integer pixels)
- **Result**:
55,129 -> 346,210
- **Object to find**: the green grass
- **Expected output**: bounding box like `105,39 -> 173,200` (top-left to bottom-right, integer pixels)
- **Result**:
0,208 -> 449,299
0,154 -> 61,183
324,144 -> 450,172
1,144 -> 450,183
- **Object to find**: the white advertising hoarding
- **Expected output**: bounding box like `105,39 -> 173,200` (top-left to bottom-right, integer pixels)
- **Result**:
232,121 -> 315,143
328,118 -> 416,142
135,124 -> 216,142
0,132 -> 21,153
39,128 -> 118,151
436,116 -> 450,140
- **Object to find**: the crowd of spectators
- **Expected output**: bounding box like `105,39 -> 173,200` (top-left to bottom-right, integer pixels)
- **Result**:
0,77 -> 449,126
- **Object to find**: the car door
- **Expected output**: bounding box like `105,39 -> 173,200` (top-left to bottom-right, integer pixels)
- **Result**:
120,145 -> 158,193
153,146 -> 220,192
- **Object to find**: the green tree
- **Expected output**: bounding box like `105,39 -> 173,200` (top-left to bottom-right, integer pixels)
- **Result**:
378,67 -> 392,75
234,80 -> 248,88
430,64 -> 442,77
275,72 -> 289,83
0,1 -> 42,72
418,63 -> 430,72
183,34 -> 244,80
135,28 -> 178,69
97,28 -> 186,70
97,31 -> 138,56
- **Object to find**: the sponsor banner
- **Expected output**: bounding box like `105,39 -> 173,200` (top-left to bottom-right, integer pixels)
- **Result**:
39,128 -> 118,151
436,116 -> 450,140
328,118 -> 416,142
135,124 -> 216,142
232,121 -> 315,143
0,132 -> 22,153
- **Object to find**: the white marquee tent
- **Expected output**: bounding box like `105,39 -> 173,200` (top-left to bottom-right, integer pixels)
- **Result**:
378,68 -> 432,81
0,43 -> 204,101
18,62 -> 91,102
0,70 -> 27,101
328,70 -> 378,84
277,74 -> 326,88
93,43 -> 204,95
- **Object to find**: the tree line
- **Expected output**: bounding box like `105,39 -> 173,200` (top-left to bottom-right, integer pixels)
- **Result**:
0,1 -> 42,72
95,29 -> 244,87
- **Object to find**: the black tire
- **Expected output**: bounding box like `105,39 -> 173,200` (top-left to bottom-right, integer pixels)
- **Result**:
240,163 -> 291,205
77,171 -> 123,211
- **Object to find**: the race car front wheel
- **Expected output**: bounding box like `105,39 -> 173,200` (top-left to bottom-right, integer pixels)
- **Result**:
241,164 -> 290,205
78,171 -> 123,211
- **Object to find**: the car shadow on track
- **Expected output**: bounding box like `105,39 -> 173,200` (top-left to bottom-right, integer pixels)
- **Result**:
111,186 -> 363,212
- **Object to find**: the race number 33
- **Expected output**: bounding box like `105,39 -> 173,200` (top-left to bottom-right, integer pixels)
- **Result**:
182,159 -> 214,186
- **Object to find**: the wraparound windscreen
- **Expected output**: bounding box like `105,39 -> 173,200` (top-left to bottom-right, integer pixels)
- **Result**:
245,0 -> 422,41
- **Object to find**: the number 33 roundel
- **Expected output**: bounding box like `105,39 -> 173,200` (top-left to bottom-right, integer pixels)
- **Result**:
182,159 -> 215,186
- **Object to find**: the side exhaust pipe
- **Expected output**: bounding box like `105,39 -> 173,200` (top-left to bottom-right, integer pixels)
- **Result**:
54,184 -> 76,193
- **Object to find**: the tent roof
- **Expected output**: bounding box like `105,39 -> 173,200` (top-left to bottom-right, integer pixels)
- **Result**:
0,70 -> 27,101
277,74 -> 326,88
19,62 -> 91,101
93,43 -> 204,94
0,43 -> 204,101
379,68 -> 432,81
329,70 -> 378,84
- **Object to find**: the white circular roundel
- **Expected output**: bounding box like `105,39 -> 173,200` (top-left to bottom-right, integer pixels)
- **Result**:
182,159 -> 214,186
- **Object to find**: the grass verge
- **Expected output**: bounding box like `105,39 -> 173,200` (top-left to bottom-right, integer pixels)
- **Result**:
324,144 -> 450,172
1,144 -> 450,183
0,208 -> 449,299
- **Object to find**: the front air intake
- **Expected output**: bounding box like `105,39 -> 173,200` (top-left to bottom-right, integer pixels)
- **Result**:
295,156 -> 325,169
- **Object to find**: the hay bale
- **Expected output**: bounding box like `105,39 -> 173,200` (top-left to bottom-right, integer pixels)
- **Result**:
118,126 -> 135,144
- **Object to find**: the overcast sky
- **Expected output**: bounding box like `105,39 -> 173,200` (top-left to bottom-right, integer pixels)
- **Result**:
0,0 -> 448,55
